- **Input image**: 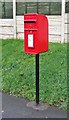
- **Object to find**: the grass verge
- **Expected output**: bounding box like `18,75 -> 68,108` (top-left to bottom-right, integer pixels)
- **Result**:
2,39 -> 67,110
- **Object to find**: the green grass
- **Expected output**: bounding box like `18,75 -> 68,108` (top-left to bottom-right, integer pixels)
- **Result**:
2,39 -> 67,110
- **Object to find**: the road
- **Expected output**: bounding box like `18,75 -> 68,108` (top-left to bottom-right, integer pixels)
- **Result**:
0,92 -> 67,118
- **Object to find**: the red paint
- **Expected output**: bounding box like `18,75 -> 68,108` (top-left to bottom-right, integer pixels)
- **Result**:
24,14 -> 48,54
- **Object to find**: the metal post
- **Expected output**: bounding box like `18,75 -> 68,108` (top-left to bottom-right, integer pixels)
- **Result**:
36,54 -> 39,105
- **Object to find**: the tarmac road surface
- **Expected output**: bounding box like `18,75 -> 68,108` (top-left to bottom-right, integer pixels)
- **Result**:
0,92 -> 67,118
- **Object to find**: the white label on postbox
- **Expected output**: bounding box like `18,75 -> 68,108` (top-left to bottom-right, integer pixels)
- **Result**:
28,34 -> 33,47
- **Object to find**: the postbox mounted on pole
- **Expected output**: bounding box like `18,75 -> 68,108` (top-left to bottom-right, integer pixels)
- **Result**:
24,13 -> 48,105
24,14 -> 48,54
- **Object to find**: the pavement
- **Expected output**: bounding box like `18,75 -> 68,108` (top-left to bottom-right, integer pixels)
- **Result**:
0,92 -> 68,118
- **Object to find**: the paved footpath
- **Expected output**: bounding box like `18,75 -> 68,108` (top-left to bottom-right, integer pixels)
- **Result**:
0,93 -> 67,118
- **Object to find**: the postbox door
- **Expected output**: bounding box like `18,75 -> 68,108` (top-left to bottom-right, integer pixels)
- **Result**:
24,18 -> 39,54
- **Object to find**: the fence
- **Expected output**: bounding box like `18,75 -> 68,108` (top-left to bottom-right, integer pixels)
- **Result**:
1,2 -> 69,18
0,13 -> 69,42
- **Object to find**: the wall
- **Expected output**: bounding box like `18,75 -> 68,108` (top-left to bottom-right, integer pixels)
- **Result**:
0,14 -> 69,42
0,19 -> 14,39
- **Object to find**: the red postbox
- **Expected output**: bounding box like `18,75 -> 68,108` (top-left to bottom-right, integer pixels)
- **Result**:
24,14 -> 49,105
24,14 -> 48,54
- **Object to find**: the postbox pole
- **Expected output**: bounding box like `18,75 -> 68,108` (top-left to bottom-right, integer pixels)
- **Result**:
36,54 -> 39,104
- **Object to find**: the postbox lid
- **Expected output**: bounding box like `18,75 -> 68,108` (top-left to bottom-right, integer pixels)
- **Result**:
24,13 -> 48,21
24,13 -> 46,17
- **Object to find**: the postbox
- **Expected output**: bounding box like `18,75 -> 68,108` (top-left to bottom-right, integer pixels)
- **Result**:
24,14 -> 48,54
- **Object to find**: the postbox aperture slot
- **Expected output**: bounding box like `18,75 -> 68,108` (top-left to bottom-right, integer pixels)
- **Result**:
24,20 -> 36,23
